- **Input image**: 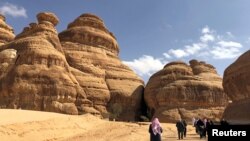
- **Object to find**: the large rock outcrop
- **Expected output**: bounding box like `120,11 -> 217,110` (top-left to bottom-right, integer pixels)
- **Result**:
59,13 -> 144,121
223,50 -> 250,123
145,60 -> 228,123
0,14 -> 16,87
0,12 -> 144,121
0,12 -> 89,115
0,14 -> 15,46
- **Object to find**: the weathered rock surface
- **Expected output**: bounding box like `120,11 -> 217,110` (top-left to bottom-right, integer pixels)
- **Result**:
0,12 -> 88,115
0,12 -> 144,121
0,49 -> 17,78
0,14 -> 17,93
0,14 -> 15,45
145,60 -> 228,122
59,13 -> 144,121
223,50 -> 250,123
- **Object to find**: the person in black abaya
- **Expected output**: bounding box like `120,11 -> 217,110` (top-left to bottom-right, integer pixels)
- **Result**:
196,118 -> 205,139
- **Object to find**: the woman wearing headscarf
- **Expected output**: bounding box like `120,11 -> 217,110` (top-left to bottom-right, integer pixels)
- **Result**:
149,118 -> 163,141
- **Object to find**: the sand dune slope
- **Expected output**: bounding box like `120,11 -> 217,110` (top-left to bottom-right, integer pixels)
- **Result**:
0,109 -> 204,141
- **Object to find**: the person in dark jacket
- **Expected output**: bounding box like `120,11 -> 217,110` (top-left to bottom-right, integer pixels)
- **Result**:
182,119 -> 187,137
149,118 -> 163,141
205,119 -> 213,137
196,118 -> 205,139
203,118 -> 208,138
176,119 -> 185,140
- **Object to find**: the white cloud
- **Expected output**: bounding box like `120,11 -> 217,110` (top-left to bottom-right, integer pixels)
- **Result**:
124,26 -> 244,80
216,35 -> 223,40
167,43 -> 207,59
0,3 -> 27,18
200,34 -> 215,42
211,41 -> 243,59
210,46 -> 241,59
202,26 -> 211,34
163,53 -> 171,59
123,55 -> 165,77
185,43 -> 206,55
164,26 -> 243,60
226,32 -> 234,38
168,49 -> 188,58
217,41 -> 242,48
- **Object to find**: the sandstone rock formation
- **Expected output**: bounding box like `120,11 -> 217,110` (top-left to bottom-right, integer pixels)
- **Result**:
59,13 -> 144,120
223,50 -> 250,123
0,14 -> 16,89
0,12 -> 88,115
0,49 -> 16,78
0,14 -> 15,46
145,60 -> 228,122
0,12 -> 144,121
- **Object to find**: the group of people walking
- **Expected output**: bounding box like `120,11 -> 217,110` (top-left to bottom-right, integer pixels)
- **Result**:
193,117 -> 214,139
149,117 -> 228,141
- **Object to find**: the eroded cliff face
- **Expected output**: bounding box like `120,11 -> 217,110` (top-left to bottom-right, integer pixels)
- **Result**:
0,49 -> 16,78
0,12 -> 89,115
223,50 -> 250,123
0,14 -> 15,46
0,14 -> 17,97
145,60 -> 228,122
59,14 -> 144,120
0,12 -> 144,121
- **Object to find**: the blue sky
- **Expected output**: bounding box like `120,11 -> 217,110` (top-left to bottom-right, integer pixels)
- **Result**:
1,0 -> 250,82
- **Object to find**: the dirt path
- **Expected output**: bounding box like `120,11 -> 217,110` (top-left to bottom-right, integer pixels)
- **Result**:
0,110 -> 206,141
63,122 -> 206,141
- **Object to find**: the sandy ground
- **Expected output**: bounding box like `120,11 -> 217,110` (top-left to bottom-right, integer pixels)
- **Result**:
0,109 -> 206,141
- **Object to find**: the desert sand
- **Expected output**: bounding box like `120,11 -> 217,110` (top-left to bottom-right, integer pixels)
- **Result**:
0,109 -> 205,141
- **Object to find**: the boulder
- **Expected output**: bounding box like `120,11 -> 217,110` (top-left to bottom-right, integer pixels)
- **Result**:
145,60 -> 228,123
223,50 -> 250,123
59,13 -> 144,121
